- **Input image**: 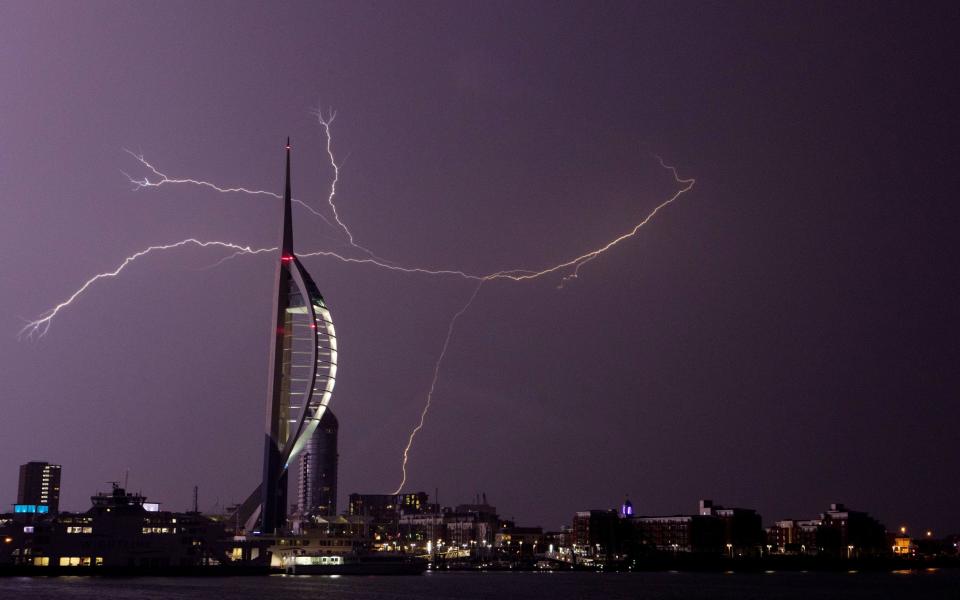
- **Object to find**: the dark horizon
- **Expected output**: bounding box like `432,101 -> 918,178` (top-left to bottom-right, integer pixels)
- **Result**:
1,1 -> 959,535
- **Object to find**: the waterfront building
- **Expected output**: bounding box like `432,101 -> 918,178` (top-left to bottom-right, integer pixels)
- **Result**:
445,501 -> 499,547
572,510 -> 621,559
297,409 -> 339,519
698,499 -> 764,553
0,484 -> 225,569
494,526 -> 543,549
765,518 -> 823,554
398,510 -> 445,546
348,493 -> 429,522
17,462 -> 61,514
629,514 -> 724,554
765,503 -> 888,556
818,503 -> 888,556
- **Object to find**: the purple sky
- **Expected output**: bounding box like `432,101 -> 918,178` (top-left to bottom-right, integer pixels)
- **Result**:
1,2 -> 958,533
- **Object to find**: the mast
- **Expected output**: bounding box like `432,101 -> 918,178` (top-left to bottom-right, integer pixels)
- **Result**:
282,137 -> 293,256
261,138 -> 294,534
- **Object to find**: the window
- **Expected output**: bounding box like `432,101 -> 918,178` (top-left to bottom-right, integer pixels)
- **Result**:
66,526 -> 92,534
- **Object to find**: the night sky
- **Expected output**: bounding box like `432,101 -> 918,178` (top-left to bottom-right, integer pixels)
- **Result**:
1,2 -> 958,533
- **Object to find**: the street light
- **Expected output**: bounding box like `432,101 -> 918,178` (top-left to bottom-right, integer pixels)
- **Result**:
726,543 -> 733,558
847,545 -> 854,559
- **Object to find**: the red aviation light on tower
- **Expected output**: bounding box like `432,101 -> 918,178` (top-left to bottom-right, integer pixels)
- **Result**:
281,255 -> 294,262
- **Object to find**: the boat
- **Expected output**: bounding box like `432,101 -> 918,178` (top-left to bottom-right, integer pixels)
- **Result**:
282,553 -> 427,575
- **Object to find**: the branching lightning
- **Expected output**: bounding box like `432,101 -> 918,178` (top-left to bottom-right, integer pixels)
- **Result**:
125,123 -> 694,288
19,239 -> 275,339
122,149 -> 336,229
311,108 -> 392,264
391,280 -> 484,495
29,115 -> 696,496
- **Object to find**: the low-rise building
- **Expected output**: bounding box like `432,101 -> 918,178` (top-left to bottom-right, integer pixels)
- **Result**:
0,484 -> 226,570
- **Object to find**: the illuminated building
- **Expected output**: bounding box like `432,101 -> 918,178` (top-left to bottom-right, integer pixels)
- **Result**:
17,462 -> 61,514
297,409 -> 339,519
765,518 -> 823,554
0,484 -> 225,569
348,493 -> 429,522
259,139 -> 338,534
765,503 -> 888,556
572,510 -> 621,558
892,533 -> 915,556
445,500 -> 499,546
230,140 -> 337,535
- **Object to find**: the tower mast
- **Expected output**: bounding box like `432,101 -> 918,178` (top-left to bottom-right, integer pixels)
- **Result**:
261,138 -> 295,534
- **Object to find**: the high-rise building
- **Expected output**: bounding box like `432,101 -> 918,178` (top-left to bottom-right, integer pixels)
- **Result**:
258,138 -> 338,534
17,462 -> 61,513
230,140 -> 338,535
297,409 -> 338,518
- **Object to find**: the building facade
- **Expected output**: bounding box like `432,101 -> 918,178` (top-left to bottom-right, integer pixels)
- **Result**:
17,462 -> 61,514
297,409 -> 339,519
1,484 -> 225,570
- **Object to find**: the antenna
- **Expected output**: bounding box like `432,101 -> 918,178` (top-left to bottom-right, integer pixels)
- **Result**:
193,485 -> 199,513
124,469 -> 129,489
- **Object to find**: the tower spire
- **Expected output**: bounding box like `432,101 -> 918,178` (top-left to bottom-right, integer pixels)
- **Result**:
282,137 -> 293,256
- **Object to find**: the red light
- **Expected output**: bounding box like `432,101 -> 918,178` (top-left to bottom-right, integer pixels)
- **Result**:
277,327 -> 284,334
281,255 -> 293,262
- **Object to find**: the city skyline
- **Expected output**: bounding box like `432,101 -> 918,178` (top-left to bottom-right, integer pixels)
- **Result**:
1,1 -> 958,538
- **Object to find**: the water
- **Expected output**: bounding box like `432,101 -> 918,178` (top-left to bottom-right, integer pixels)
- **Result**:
1,570 -> 957,599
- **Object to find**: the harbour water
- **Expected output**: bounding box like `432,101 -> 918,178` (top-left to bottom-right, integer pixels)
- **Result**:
1,570 -> 958,599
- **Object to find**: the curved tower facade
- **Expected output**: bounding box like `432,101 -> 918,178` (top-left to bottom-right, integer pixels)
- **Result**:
259,139 -> 338,534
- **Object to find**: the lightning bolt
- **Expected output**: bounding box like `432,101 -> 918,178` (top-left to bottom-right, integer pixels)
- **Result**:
300,157 -> 694,286
391,280 -> 484,495
19,239 -> 275,339
376,158 -> 695,493
122,150 -> 336,230
32,116 -> 695,497
311,108 -> 394,265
